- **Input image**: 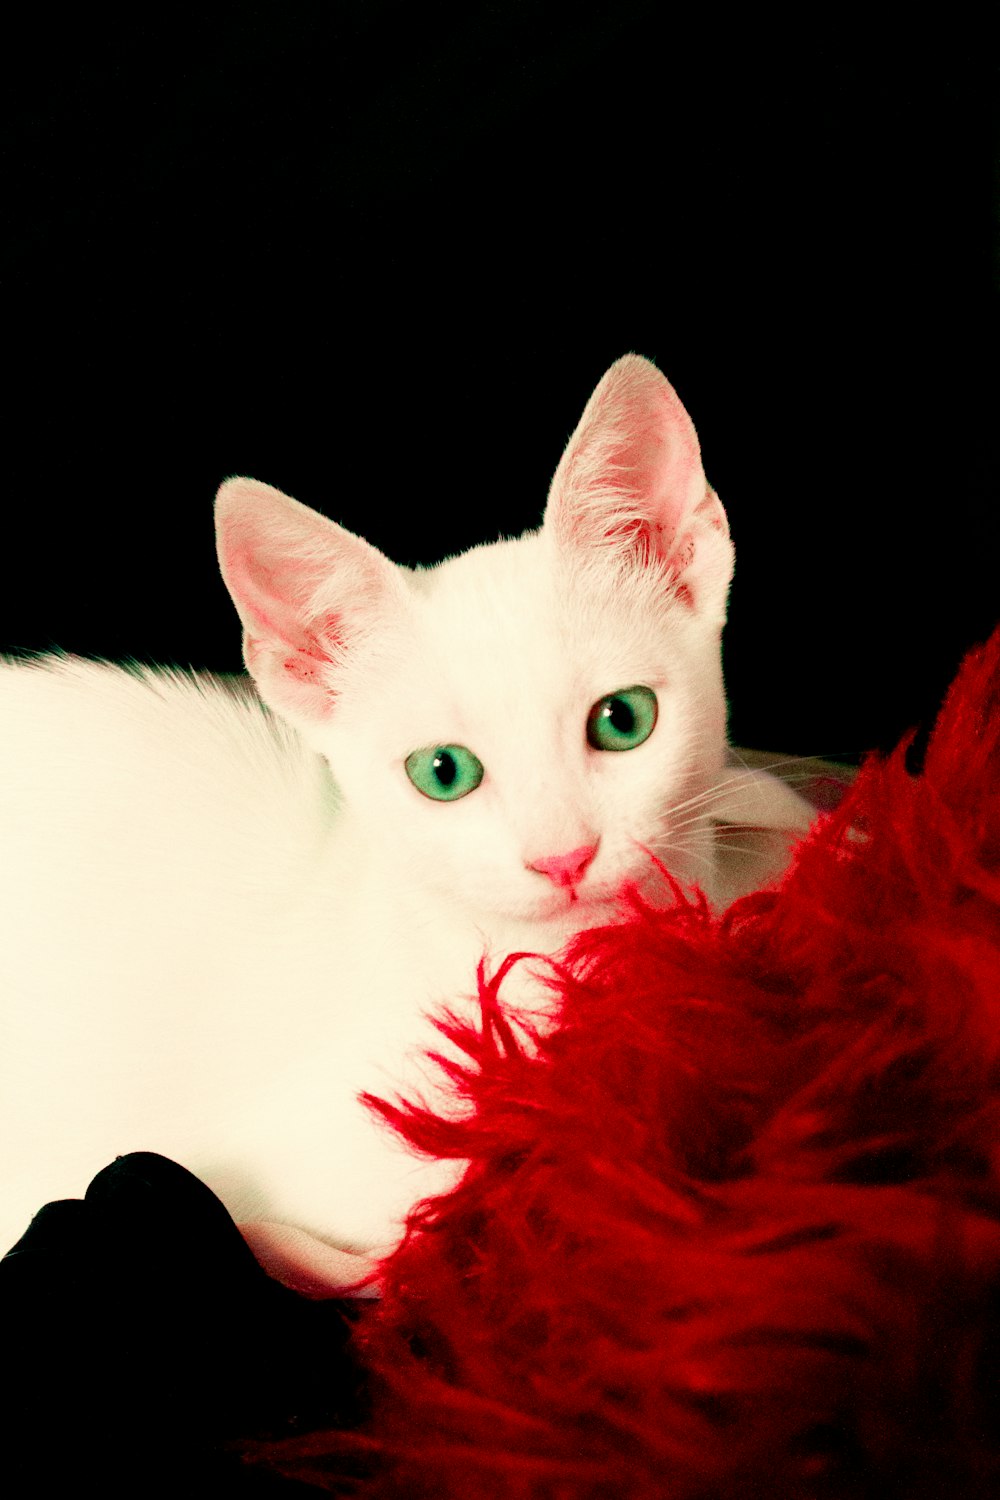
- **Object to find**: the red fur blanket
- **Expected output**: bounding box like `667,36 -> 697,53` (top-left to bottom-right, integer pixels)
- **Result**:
268,626 -> 1000,1498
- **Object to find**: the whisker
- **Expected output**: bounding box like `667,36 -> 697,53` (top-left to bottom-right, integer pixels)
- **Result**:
663,756 -> 857,827
656,843 -> 717,874
710,835 -> 798,854
727,749 -> 863,774
709,824 -> 808,839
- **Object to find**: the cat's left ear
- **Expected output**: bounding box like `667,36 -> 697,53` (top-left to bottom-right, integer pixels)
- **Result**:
543,354 -> 734,621
215,477 -> 404,728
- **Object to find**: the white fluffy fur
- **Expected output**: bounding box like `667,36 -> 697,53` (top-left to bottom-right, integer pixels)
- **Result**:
0,355 -> 813,1261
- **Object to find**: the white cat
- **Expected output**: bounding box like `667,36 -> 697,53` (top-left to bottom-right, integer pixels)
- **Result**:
0,354 -> 812,1280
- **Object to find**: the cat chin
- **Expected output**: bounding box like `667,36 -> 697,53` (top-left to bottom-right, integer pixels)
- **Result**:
472,889 -> 609,933
521,884 -> 625,926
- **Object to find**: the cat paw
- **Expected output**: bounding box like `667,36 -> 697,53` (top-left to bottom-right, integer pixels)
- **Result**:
238,1219 -> 382,1298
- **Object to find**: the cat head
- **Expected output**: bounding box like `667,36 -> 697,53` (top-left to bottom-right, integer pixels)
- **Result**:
216,354 -> 735,922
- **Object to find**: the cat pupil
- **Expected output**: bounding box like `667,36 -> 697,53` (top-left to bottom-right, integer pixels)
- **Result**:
434,752 -> 457,787
609,698 -> 634,734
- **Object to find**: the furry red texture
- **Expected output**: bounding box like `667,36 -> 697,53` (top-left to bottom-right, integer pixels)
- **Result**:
269,628 -> 1000,1498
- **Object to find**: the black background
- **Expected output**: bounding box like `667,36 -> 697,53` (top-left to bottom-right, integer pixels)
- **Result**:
3,6 -> 997,760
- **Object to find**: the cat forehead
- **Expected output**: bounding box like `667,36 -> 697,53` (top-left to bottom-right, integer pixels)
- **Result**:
395,532 -> 688,697
410,530 -> 646,618
409,534 -> 554,649
409,530 -> 549,603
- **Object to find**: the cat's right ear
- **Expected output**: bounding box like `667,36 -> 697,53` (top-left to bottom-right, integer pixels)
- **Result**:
215,477 -> 402,727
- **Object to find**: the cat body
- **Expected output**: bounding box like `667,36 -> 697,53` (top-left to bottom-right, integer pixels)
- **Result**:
0,356 -> 812,1262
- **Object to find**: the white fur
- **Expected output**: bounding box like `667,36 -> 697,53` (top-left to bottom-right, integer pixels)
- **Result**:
0,355 -> 813,1261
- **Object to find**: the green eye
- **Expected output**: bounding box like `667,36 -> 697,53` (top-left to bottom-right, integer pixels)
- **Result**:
586,685 -> 658,752
405,744 -> 484,801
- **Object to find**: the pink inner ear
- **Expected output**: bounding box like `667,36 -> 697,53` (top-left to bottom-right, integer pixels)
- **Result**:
625,385 -> 703,546
229,546 -> 339,657
553,366 -> 706,566
278,648 -> 326,686
245,609 -> 345,688
596,414 -> 696,560
216,479 -> 400,725
290,610 -> 348,679
598,513 -> 664,569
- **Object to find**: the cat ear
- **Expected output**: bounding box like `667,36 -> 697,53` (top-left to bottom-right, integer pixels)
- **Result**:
543,354 -> 734,618
215,477 -> 402,726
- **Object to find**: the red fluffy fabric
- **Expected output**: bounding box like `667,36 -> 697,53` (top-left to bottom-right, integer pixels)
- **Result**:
271,628 -> 1000,1498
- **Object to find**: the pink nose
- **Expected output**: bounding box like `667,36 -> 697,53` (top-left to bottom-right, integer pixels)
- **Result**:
528,843 -> 598,889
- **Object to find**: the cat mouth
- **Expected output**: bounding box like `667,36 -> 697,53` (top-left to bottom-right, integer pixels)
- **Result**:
540,881 -> 617,918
